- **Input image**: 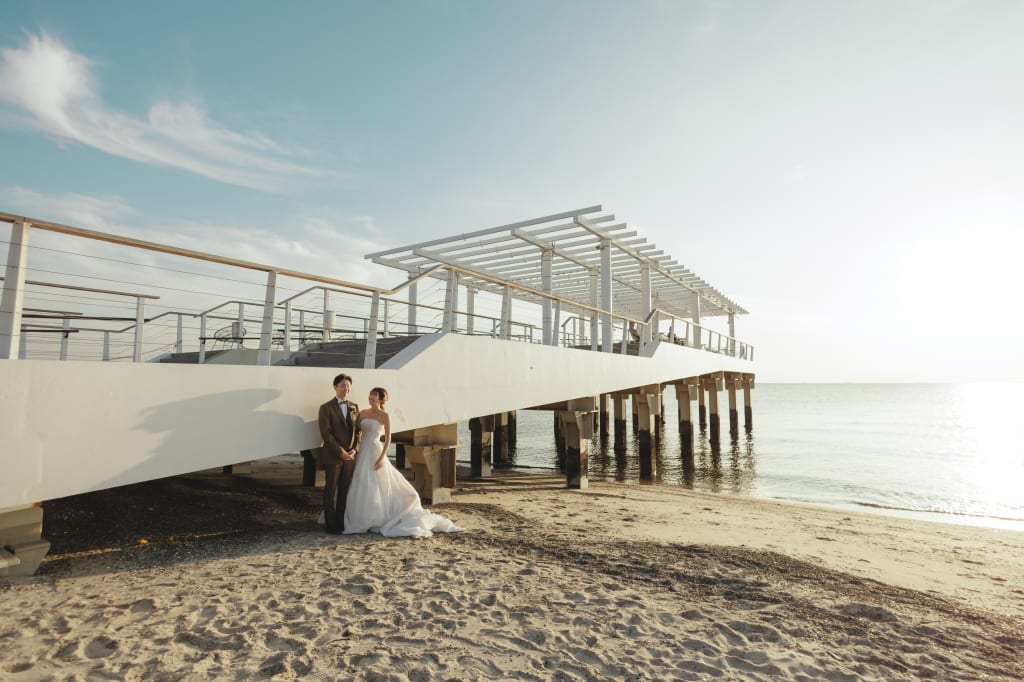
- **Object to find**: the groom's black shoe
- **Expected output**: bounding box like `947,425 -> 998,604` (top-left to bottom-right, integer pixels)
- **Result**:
325,527 -> 341,535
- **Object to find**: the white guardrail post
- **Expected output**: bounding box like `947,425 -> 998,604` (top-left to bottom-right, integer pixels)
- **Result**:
364,291 -> 380,368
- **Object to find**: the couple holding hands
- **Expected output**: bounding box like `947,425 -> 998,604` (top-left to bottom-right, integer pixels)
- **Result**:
317,373 -> 463,538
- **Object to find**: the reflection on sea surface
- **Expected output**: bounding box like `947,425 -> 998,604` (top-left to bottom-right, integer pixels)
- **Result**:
457,403 -> 758,496
454,383 -> 1024,530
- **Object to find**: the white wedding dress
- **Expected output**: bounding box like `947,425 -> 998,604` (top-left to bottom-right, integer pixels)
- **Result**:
343,418 -> 464,537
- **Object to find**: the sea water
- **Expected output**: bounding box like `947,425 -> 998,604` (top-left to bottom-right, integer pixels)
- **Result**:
457,383 -> 1024,531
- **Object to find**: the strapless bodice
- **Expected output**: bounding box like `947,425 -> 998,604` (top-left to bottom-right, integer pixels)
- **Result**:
360,418 -> 384,433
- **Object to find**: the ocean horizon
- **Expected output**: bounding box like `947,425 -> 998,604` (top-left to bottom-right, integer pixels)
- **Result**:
457,382 -> 1024,532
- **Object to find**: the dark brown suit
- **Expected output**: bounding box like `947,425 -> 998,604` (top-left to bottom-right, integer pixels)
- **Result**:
318,398 -> 361,532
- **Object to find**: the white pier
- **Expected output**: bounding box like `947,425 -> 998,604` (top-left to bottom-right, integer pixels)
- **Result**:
0,206 -> 754,575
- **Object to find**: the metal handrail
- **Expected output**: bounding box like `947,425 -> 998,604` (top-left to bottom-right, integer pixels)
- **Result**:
2,211 -> 754,365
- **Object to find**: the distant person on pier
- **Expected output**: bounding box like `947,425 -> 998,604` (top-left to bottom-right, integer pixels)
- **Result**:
317,373 -> 361,534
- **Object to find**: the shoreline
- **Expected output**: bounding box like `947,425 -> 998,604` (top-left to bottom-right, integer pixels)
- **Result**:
479,461 -> 1024,534
3,465 -> 1022,680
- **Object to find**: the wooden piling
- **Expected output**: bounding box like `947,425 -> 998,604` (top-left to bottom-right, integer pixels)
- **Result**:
469,416 -> 493,478
492,412 -> 510,467
698,384 -> 707,431
598,393 -> 610,440
743,376 -> 754,431
707,377 -> 721,448
728,375 -> 739,438
613,394 -> 627,450
674,384 -> 694,455
559,410 -> 589,489
637,385 -> 658,478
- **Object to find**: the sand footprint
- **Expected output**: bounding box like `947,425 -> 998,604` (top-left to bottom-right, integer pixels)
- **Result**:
343,582 -> 376,596
130,598 -> 157,616
834,603 -> 897,622
265,632 -> 304,653
84,635 -> 119,658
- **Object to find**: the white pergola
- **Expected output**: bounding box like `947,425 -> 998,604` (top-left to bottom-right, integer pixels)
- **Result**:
365,205 -> 748,349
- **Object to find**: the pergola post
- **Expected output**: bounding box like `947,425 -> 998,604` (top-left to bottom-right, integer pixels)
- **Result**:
552,299 -> 561,346
541,248 -> 553,345
407,274 -> 418,334
500,284 -> 512,340
589,270 -> 599,351
691,291 -> 701,348
600,239 -> 612,352
728,312 -> 736,356
442,269 -> 459,333
640,262 -> 652,351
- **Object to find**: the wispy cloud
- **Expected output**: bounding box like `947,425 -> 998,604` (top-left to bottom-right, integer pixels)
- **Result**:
0,32 -> 330,192
2,185 -> 134,230
1,186 -> 391,292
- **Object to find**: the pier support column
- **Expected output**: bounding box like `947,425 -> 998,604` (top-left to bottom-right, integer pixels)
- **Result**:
655,385 -> 665,433
727,375 -> 739,438
743,375 -> 754,431
598,393 -> 610,440
612,394 -> 627,450
675,383 -> 695,455
637,385 -> 660,478
507,410 -> 518,450
0,505 -> 50,577
553,411 -> 566,469
492,412 -> 510,468
561,397 -> 596,489
698,384 -> 707,431
398,424 -> 458,503
631,394 -> 640,431
469,416 -> 493,478
706,375 -> 722,448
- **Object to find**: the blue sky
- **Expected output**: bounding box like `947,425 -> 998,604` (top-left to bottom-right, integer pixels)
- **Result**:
1,1 -> 1022,381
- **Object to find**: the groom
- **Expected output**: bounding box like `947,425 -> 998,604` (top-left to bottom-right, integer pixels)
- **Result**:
318,373 -> 361,534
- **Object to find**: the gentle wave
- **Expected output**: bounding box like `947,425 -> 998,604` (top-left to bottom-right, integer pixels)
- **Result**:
853,501 -> 1024,524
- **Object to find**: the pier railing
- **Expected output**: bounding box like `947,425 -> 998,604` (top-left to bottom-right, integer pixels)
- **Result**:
1,212 -> 753,366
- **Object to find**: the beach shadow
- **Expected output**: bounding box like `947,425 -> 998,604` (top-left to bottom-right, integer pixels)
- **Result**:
37,469 -> 340,579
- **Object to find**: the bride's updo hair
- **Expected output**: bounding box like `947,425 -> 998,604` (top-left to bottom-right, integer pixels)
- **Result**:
371,387 -> 388,407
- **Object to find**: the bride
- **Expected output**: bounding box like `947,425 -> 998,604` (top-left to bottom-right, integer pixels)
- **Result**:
344,387 -> 464,537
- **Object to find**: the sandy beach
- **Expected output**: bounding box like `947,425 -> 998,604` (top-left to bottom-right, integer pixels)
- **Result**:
2,462 -> 1022,681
